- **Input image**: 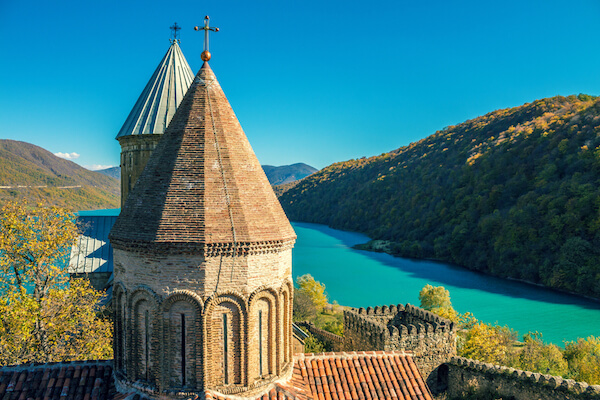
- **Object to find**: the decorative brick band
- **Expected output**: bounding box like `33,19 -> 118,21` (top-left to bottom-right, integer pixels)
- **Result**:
110,238 -> 296,256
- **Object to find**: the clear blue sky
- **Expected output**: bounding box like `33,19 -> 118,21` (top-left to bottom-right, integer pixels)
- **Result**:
1,0 -> 599,170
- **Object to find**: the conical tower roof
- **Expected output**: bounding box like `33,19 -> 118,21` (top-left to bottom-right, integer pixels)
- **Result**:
110,62 -> 296,251
116,41 -> 194,138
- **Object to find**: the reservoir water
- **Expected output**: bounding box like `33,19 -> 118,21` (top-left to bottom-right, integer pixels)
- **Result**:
292,222 -> 600,346
79,209 -> 599,345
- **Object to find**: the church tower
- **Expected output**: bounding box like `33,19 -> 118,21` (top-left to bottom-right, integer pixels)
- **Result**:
109,17 -> 297,398
116,24 -> 194,207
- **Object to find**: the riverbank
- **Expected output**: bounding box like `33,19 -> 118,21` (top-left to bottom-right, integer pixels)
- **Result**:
352,238 -> 600,304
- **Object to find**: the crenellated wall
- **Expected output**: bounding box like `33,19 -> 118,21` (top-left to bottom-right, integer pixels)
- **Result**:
446,356 -> 600,400
343,303 -> 456,392
295,321 -> 345,352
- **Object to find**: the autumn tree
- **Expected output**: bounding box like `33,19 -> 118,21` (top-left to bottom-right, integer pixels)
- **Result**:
517,332 -> 567,377
296,274 -> 328,311
0,201 -> 112,365
419,284 -> 458,321
563,336 -> 600,384
293,290 -> 317,321
459,322 -> 517,365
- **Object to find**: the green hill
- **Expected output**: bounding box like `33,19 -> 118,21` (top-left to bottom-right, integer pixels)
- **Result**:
279,94 -> 600,299
0,140 -> 120,211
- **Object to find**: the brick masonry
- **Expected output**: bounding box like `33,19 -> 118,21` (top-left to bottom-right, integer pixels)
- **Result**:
109,61 -> 296,399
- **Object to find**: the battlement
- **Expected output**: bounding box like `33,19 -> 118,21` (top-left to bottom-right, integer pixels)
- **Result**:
447,356 -> 600,399
343,303 -> 457,392
344,303 -> 455,340
403,303 -> 455,331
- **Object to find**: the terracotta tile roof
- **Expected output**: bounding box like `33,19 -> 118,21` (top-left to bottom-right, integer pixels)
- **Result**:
0,352 -> 431,400
0,360 -> 115,400
110,61 -> 296,250
204,351 -> 433,400
293,351 -> 433,400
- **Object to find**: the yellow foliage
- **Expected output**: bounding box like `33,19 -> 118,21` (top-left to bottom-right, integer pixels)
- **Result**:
0,200 -> 79,297
419,284 -> 458,322
0,201 -> 112,365
564,336 -> 600,384
459,322 -> 517,364
296,274 -> 328,310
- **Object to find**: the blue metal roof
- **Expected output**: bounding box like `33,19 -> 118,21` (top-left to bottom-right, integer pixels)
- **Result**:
68,216 -> 117,274
116,41 -> 194,138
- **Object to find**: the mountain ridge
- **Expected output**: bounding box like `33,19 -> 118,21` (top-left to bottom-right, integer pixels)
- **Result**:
279,94 -> 600,299
97,163 -> 318,185
0,140 -> 120,211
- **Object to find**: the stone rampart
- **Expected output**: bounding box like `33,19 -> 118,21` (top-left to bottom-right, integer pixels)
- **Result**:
295,321 -> 345,352
446,356 -> 600,400
343,303 -> 456,393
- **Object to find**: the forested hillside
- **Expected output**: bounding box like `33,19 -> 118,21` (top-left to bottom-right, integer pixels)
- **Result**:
0,140 -> 120,210
279,94 -> 600,299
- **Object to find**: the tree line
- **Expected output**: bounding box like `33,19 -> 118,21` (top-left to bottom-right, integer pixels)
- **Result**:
279,94 -> 600,299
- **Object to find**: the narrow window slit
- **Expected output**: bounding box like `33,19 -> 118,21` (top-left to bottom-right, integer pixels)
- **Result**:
223,313 -> 228,385
181,313 -> 186,386
145,310 -> 150,381
258,310 -> 263,377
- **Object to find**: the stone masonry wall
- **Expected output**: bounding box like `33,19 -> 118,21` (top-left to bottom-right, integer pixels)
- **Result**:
113,248 -> 292,297
118,134 -> 161,207
447,357 -> 600,400
343,303 -> 456,393
296,321 -> 345,352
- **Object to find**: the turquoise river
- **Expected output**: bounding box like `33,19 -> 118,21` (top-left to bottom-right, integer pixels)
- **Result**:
291,222 -> 600,346
80,210 -> 600,346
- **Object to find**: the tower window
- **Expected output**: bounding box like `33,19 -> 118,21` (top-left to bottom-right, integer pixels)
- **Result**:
145,309 -> 150,381
181,313 -> 186,386
258,310 -> 263,377
223,313 -> 228,385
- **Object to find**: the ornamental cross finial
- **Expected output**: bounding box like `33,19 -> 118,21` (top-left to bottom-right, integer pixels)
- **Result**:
170,22 -> 181,43
194,16 -> 219,61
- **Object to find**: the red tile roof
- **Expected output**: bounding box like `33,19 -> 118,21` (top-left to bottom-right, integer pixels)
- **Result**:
292,352 -> 433,400
0,361 -> 114,400
0,352 -> 432,400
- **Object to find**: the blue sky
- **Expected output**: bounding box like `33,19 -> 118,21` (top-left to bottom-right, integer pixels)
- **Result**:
1,0 -> 599,170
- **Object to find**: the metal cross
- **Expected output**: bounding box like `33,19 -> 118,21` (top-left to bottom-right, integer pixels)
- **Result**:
194,16 -> 219,61
170,22 -> 181,42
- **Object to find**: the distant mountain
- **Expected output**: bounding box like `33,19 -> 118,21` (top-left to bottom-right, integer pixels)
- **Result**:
0,140 -> 120,211
262,163 -> 318,185
279,94 -> 600,299
93,163 -> 317,187
96,166 -> 121,180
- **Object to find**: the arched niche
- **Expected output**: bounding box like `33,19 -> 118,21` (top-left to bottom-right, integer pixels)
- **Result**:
204,293 -> 246,388
280,280 -> 293,364
113,283 -> 127,373
248,287 -> 279,381
162,291 -> 203,390
128,287 -> 160,386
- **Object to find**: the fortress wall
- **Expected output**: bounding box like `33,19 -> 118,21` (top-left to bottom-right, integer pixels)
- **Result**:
386,319 -> 456,392
295,322 -> 345,352
344,304 -> 457,392
343,309 -> 390,351
447,357 -> 600,400
402,303 -> 455,331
